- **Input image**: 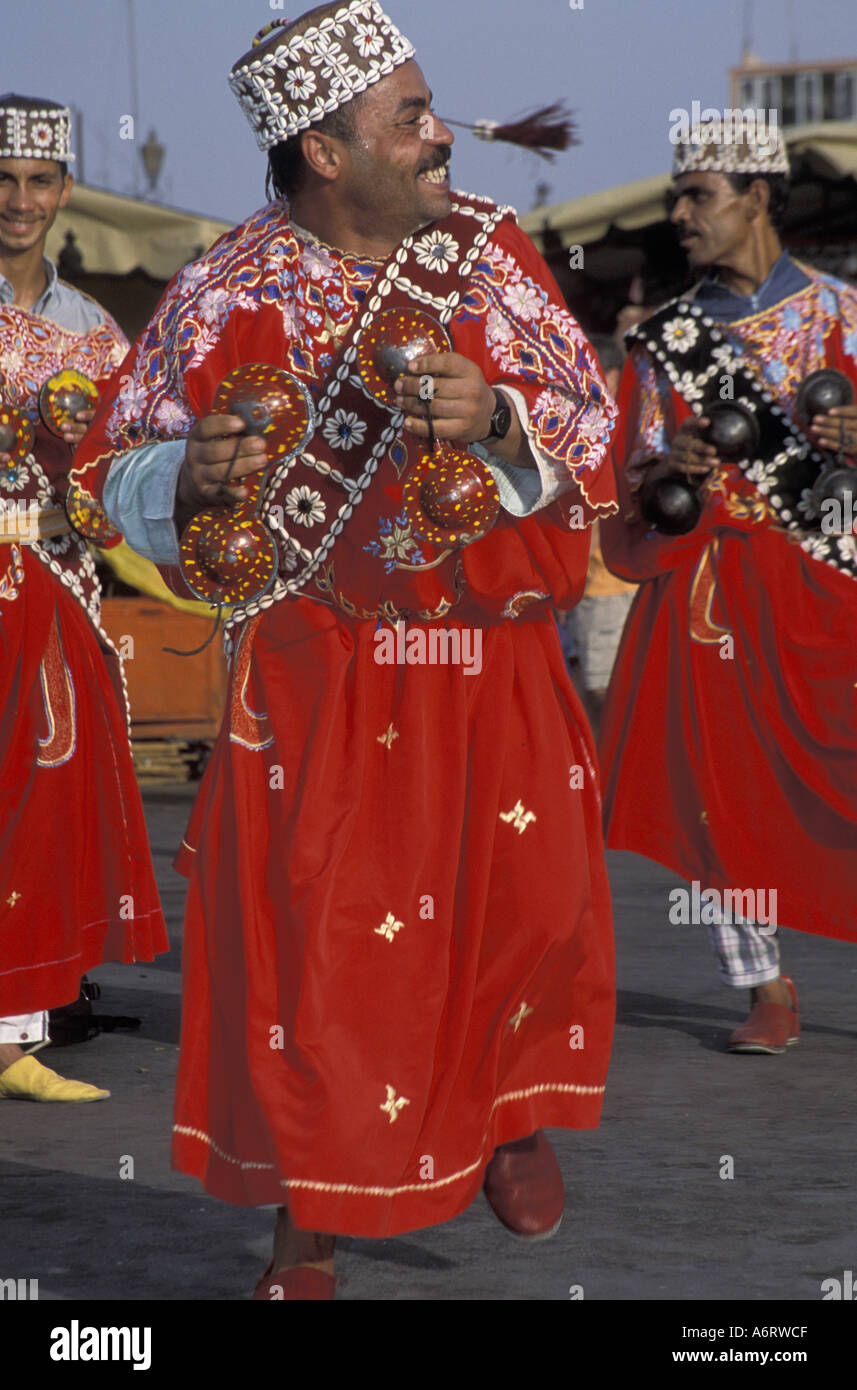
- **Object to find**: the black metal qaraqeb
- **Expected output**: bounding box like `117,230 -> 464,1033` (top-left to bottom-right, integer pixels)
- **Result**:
639,401 -> 761,536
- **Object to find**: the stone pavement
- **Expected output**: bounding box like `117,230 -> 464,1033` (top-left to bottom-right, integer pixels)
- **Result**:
2,784 -> 854,1302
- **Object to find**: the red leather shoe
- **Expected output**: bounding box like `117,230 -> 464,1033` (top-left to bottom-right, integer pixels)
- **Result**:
728,976 -> 800,1054
482,1131 -> 565,1240
252,1263 -> 336,1300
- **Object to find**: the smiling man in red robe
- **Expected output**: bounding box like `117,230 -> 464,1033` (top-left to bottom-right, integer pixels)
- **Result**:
76,2 -> 618,1298
600,124 -> 857,1053
0,94 -> 168,1103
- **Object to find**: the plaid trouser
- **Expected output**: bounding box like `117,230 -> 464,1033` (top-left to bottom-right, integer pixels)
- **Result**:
569,594 -> 636,691
706,906 -> 781,988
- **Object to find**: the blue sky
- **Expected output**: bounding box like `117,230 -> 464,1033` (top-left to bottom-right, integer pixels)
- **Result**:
6,0 -> 856,223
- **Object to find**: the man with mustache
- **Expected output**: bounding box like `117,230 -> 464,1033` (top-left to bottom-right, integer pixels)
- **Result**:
0,94 -> 167,1103
77,3 -> 618,1297
599,126 -> 857,1051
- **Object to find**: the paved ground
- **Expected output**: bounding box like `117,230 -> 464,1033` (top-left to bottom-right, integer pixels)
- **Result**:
2,783 -> 855,1302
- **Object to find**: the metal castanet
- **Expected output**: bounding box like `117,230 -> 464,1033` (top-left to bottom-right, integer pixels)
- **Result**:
211,363 -> 315,460
358,307 -> 501,548
403,443 -> 500,548
39,369 -> 100,438
0,388 -> 118,545
794,368 -> 855,428
796,369 -> 857,527
356,306 -> 453,410
179,365 -> 314,605
180,510 -> 280,605
64,482 -> 121,546
35,369 -> 121,545
701,400 -> 761,461
640,403 -> 761,536
638,465 -> 703,536
812,466 -> 856,522
0,403 -> 35,466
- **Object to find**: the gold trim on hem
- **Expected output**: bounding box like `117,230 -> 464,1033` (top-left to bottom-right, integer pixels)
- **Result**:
172,1079 -> 607,1197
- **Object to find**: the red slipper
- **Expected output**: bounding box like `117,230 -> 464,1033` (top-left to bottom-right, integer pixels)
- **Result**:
728,976 -> 800,1054
482,1131 -> 565,1241
252,1263 -> 336,1300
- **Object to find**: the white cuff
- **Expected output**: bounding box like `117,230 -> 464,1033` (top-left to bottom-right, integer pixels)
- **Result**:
475,385 -> 576,518
0,1011 -> 49,1044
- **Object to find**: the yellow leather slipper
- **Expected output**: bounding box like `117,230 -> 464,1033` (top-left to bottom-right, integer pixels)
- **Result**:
0,1055 -> 110,1102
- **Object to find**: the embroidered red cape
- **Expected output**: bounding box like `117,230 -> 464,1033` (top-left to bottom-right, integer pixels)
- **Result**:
77,197 -> 618,1236
0,297 -> 168,1017
599,269 -> 857,942
75,196 -> 618,624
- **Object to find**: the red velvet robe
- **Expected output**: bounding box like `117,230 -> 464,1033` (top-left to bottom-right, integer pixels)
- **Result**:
599,268 -> 857,943
0,300 -> 168,1017
77,198 -> 618,1236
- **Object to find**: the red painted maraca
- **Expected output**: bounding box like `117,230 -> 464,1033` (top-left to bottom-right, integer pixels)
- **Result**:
179,364 -> 314,603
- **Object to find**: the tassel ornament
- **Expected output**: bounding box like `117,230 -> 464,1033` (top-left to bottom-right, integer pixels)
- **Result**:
444,103 -> 578,160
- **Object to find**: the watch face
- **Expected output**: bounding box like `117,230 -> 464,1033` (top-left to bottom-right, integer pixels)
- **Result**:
492,399 -> 512,439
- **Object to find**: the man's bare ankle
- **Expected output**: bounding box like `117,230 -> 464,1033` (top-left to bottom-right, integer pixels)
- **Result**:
752,979 -> 791,1006
0,1043 -> 26,1073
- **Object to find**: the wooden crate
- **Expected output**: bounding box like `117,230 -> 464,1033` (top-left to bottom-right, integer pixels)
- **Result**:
101,596 -> 227,741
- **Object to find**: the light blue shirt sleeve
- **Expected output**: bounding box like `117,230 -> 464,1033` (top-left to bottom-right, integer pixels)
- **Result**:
103,441 -> 186,567
474,385 -> 578,518
473,443 -> 545,516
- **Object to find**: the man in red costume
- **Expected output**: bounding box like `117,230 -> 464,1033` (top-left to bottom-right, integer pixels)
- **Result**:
76,3 -> 617,1297
600,125 -> 857,1052
0,95 -> 168,1103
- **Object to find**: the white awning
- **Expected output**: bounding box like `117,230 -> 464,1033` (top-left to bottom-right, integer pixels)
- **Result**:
46,183 -> 233,279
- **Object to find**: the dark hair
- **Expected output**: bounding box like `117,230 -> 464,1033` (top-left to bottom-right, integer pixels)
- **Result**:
725,172 -> 790,229
266,95 -> 365,202
0,91 -> 67,111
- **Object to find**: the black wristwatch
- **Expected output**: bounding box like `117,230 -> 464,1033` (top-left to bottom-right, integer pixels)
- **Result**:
479,389 -> 513,444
